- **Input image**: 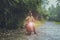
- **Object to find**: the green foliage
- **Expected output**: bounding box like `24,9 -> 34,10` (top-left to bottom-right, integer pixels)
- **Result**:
0,0 -> 50,29
48,3 -> 60,21
0,0 -> 43,29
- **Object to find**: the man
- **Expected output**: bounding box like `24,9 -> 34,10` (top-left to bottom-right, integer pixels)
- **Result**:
25,11 -> 36,34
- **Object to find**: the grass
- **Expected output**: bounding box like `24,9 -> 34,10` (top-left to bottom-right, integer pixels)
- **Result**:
35,20 -> 44,28
55,22 -> 60,24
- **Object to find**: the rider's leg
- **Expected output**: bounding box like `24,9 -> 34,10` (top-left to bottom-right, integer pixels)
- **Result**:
33,26 -> 36,34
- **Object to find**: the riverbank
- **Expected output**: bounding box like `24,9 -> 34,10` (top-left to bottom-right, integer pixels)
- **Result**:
54,22 -> 60,24
0,20 -> 44,40
0,28 -> 27,40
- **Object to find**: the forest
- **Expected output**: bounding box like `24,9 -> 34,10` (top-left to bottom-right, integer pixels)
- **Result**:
0,0 -> 60,29
0,0 -> 60,40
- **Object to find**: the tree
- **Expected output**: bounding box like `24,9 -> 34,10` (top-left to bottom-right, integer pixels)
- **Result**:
0,0 -> 43,29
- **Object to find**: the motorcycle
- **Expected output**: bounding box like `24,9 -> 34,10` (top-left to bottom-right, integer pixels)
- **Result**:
26,21 -> 36,35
